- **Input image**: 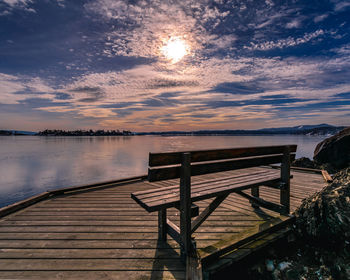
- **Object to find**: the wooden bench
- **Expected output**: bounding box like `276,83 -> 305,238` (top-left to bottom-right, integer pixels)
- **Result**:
131,145 -> 296,261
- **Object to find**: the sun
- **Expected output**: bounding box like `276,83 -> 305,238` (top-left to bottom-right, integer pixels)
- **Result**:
161,37 -> 189,63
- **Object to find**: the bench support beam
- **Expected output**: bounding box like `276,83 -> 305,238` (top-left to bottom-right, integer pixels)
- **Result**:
236,190 -> 287,214
251,186 -> 259,208
166,218 -> 181,244
191,194 -> 228,234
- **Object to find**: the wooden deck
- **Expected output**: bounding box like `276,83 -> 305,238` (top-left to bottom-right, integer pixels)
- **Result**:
0,167 -> 326,279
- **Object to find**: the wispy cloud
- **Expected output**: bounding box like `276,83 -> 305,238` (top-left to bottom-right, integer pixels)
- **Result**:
246,29 -> 325,51
334,1 -> 350,11
314,13 -> 329,23
0,0 -> 35,15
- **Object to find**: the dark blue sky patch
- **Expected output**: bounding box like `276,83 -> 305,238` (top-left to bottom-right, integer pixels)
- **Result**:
141,98 -> 164,107
18,98 -> 70,108
189,114 -> 217,119
159,118 -> 176,123
99,103 -> 136,109
55,92 -> 72,100
272,99 -> 350,111
301,100 -> 350,109
204,96 -> 312,109
334,91 -> 350,98
209,82 -> 264,95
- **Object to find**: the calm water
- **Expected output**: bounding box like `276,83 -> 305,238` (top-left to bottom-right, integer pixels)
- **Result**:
0,135 -> 326,208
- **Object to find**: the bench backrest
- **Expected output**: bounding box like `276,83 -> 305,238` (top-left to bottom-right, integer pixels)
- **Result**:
148,145 -> 297,182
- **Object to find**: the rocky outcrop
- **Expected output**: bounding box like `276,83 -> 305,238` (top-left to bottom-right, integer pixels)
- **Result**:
295,167 -> 350,243
313,127 -> 350,171
291,157 -> 318,169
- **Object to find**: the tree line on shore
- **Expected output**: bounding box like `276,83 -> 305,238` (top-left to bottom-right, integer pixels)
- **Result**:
36,129 -> 133,136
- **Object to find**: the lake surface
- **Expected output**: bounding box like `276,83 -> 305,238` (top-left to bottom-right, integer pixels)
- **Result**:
0,135 -> 327,208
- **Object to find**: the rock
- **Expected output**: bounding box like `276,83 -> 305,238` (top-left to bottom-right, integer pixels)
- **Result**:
266,259 -> 275,272
294,167 -> 350,245
314,127 -> 350,171
278,261 -> 291,271
292,157 -> 318,169
272,269 -> 281,280
285,268 -> 301,279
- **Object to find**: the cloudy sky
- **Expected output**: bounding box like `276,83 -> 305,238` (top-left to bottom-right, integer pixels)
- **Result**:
0,0 -> 349,132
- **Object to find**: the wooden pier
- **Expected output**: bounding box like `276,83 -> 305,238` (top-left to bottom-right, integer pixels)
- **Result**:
0,167 -> 326,279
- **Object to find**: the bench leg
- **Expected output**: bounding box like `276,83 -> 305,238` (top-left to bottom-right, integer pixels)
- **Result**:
280,147 -> 291,215
180,152 -> 194,262
158,209 -> 167,241
251,187 -> 260,208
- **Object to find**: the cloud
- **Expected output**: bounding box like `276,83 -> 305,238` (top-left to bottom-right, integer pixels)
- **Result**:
0,73 -> 56,104
85,0 -> 233,64
146,78 -> 199,89
314,13 -> 329,23
0,0 -> 35,15
69,86 -> 105,103
246,29 -> 325,51
334,1 -> 350,11
286,19 -> 302,29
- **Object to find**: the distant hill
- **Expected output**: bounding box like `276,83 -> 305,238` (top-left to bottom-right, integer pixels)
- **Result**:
137,124 -> 346,136
0,130 -> 36,135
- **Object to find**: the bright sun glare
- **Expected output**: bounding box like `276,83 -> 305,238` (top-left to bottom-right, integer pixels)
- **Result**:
161,37 -> 189,63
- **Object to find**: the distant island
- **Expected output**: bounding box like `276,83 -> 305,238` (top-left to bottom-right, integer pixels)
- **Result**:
1,124 -> 347,137
36,129 -> 133,136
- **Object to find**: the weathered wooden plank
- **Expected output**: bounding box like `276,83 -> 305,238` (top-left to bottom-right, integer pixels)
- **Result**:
135,168 -> 271,197
0,192 -> 51,218
0,225 -> 249,234
148,154 -> 295,182
139,175 -> 281,212
3,215 -> 262,224
321,170 -> 333,183
0,248 -> 181,258
0,239 -> 229,249
0,258 -> 185,271
0,239 -> 179,249
0,226 -> 159,233
0,220 -> 161,226
149,145 -> 297,167
135,171 -> 279,206
0,232 -> 163,240
136,170 -> 278,202
49,175 -> 147,195
13,210 -> 247,217
0,271 -> 186,280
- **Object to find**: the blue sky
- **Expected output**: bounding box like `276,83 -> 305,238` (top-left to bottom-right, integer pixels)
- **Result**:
0,0 -> 349,131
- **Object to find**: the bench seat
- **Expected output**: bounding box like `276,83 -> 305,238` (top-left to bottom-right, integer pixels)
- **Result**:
132,167 -> 281,212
